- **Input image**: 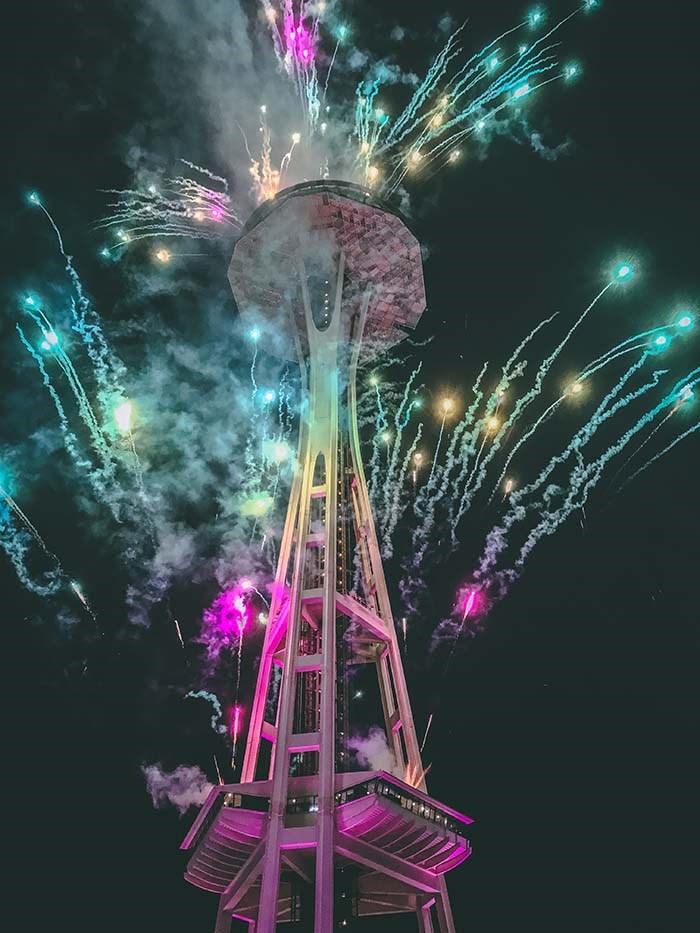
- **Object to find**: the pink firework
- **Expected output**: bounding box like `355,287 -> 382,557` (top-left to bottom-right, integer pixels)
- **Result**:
205,586 -> 250,643
286,19 -> 314,66
210,205 -> 224,222
233,595 -> 247,637
231,706 -> 242,744
461,588 -> 477,622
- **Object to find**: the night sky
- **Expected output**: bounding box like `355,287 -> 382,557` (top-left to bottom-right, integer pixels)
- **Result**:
3,2 -> 700,931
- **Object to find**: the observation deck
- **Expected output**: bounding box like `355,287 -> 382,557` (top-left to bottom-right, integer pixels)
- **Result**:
228,181 -> 426,360
183,771 -> 472,922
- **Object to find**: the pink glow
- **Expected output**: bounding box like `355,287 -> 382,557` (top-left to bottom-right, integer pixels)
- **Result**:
239,578 -> 253,591
234,595 -> 247,636
210,205 -> 224,222
231,706 -> 242,743
285,18 -> 314,66
203,585 -> 250,643
462,589 -> 477,621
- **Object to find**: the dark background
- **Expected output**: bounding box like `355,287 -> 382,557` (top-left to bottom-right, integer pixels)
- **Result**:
3,1 -> 699,931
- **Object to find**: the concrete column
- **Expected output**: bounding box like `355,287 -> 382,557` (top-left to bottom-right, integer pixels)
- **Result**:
256,436 -> 314,931
416,901 -> 435,933
214,895 -> 230,933
435,879 -> 456,933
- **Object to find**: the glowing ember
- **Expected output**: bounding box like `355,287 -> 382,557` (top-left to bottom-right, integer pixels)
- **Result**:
461,589 -> 477,621
114,399 -> 133,433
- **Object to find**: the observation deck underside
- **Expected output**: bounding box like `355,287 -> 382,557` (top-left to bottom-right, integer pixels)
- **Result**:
183,771 -> 472,923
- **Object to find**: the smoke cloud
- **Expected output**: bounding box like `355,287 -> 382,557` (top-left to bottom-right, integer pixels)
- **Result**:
142,763 -> 213,815
347,727 -> 397,774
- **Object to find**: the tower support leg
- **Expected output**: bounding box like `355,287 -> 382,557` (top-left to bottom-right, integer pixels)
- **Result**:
214,895 -> 231,933
416,897 -> 435,932
435,879 -> 457,933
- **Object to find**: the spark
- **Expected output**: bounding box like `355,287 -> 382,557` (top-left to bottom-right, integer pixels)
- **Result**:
677,314 -> 693,329
154,247 -> 171,264
230,706 -> 242,769
465,285 -> 614,520
528,6 -> 546,29
428,399 -> 454,484
213,755 -> 224,786
0,478 -> 63,570
420,713 -> 434,753
263,439 -> 291,463
70,581 -> 99,626
242,493 -> 273,517
501,478 -> 515,502
461,589 -> 477,621
114,399 -> 133,433
621,420 -> 700,490
174,619 -> 185,648
412,451 -> 424,486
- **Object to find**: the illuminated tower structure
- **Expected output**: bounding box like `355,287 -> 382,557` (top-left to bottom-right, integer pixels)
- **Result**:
182,181 -> 472,932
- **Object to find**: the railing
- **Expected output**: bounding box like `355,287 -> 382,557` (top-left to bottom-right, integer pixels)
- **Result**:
334,778 -> 470,837
188,780 -> 468,856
